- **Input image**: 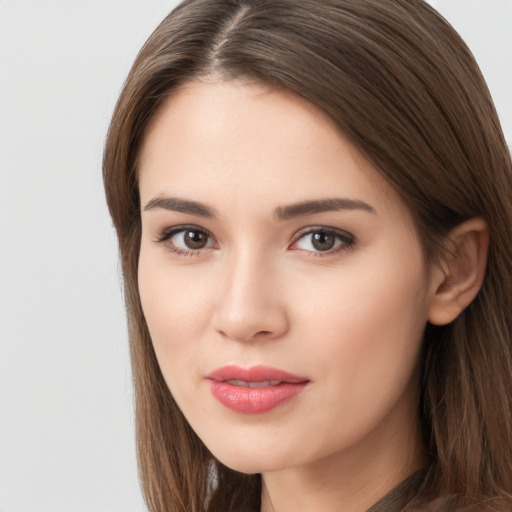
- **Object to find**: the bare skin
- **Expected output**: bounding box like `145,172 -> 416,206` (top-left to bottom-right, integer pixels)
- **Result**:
137,81 -> 488,511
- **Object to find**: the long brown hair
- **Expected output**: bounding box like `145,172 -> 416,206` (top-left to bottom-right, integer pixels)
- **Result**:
103,1 -> 512,510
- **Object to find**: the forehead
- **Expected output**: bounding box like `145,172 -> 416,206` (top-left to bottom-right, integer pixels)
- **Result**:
137,80 -> 407,224
139,79 -> 344,171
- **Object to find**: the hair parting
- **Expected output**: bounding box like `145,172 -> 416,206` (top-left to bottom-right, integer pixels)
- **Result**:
103,1 -> 512,510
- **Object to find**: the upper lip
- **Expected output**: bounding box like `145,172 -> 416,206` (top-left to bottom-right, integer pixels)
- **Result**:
206,365 -> 309,384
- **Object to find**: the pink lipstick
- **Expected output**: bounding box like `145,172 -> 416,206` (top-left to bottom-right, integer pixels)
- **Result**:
206,365 -> 309,414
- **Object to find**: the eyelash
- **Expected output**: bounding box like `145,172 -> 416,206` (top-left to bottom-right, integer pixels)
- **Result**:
154,225 -> 356,258
290,227 -> 355,256
155,225 -> 214,257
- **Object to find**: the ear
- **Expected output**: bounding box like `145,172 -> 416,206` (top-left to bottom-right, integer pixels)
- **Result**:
428,218 -> 489,326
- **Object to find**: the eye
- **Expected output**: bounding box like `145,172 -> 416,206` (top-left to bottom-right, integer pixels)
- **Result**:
291,228 -> 354,255
156,226 -> 215,254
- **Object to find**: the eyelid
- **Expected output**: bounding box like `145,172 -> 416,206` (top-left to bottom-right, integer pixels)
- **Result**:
154,224 -> 217,254
289,226 -> 356,254
154,224 -> 208,240
153,224 -> 355,257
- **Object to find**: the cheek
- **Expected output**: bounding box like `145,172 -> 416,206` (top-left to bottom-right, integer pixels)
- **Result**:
137,249 -> 213,383
292,251 -> 429,410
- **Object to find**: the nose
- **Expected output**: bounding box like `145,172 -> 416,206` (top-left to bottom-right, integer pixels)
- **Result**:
212,251 -> 289,343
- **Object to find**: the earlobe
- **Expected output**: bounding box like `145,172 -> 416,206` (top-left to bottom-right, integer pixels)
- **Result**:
428,218 -> 489,326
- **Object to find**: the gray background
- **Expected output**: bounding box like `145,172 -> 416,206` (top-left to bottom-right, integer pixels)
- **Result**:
0,1 -> 511,511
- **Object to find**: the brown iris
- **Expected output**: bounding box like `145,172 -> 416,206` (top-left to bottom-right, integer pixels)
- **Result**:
184,229 -> 209,249
311,231 -> 336,251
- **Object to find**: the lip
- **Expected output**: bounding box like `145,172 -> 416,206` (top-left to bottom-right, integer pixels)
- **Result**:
206,365 -> 310,414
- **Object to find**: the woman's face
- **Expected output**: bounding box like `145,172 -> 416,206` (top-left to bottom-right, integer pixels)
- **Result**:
137,81 -> 436,475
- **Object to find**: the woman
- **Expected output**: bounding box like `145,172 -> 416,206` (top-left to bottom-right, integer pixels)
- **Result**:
103,0 -> 512,510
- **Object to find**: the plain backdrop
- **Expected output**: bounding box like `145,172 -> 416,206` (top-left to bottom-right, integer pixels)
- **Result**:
0,1 -> 511,511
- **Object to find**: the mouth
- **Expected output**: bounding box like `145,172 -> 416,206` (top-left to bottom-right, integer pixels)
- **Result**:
206,365 -> 310,414
224,379 -> 282,388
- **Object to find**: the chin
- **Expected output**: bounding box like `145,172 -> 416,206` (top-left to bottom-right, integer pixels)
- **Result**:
205,439 -> 292,474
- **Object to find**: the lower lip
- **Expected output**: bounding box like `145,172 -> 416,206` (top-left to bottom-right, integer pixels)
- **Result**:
208,381 -> 308,414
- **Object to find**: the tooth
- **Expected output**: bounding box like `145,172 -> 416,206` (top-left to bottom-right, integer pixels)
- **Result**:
225,380 -> 282,388
226,380 -> 249,386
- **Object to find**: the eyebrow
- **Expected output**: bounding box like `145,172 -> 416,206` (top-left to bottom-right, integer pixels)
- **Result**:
274,198 -> 376,221
144,196 -> 216,218
143,196 -> 376,220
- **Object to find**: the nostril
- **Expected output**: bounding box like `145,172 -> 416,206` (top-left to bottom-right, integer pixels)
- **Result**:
217,328 -> 276,343
213,295 -> 289,343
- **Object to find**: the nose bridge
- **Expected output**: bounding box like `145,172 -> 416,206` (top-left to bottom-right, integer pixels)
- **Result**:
213,245 -> 288,342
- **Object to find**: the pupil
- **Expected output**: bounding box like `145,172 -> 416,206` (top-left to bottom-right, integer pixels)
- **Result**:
185,230 -> 207,249
312,232 -> 335,251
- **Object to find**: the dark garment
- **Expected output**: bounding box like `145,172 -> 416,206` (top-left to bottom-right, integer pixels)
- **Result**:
366,470 -> 426,512
258,469 -> 456,512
